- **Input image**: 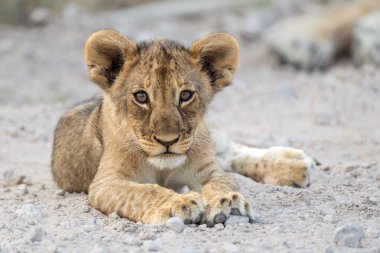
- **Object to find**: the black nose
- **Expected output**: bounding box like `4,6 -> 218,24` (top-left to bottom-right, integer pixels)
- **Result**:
153,135 -> 179,147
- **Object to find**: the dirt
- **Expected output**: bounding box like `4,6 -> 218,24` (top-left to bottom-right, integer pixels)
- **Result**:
1,1 -> 380,252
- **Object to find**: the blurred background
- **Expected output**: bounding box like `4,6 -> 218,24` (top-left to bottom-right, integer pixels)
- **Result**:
0,0 -> 379,165
2,2 -> 380,252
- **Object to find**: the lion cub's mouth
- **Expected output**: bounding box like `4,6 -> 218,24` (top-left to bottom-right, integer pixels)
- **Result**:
147,152 -> 187,170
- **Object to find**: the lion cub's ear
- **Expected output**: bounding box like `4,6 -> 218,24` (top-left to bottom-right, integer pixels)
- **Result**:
85,29 -> 136,90
191,33 -> 239,93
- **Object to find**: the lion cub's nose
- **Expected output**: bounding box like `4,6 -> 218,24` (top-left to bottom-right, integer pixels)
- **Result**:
153,134 -> 179,147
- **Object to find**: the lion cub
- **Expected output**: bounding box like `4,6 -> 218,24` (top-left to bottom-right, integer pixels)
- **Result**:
52,30 -> 315,226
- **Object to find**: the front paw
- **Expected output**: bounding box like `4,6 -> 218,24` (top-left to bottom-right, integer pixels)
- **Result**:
167,192 -> 205,225
261,147 -> 315,188
203,192 -> 254,227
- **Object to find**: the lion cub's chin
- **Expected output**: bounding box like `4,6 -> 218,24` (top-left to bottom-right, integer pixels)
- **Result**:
147,154 -> 187,170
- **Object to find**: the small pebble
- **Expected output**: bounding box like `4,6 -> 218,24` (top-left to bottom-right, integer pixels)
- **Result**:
54,189 -> 65,196
165,217 -> 185,233
183,227 -> 195,236
143,238 -> 162,251
344,165 -> 357,172
323,215 -> 339,224
334,224 -> 364,248
250,212 -> 262,223
197,224 -> 207,231
125,237 -> 143,246
320,165 -> 330,171
16,204 -> 43,222
225,215 -> 249,226
365,227 -> 380,238
16,184 -> 28,195
324,245 -> 334,253
53,203 -> 61,210
124,225 -> 138,233
83,225 -> 98,232
309,183 -> 325,193
63,233 -> 78,241
214,223 -> 225,231
367,197 -> 378,205
138,231 -> 157,241
83,204 -> 91,213
27,227 -> 45,242
109,212 -> 120,219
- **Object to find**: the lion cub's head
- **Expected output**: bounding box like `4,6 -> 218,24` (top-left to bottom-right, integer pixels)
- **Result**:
84,30 -> 239,169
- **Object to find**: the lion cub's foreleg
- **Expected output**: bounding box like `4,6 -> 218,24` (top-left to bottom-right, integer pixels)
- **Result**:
196,162 -> 255,227
211,129 -> 315,188
88,158 -> 205,224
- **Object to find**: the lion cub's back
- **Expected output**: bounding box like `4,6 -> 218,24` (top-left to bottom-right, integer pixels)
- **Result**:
52,97 -> 104,193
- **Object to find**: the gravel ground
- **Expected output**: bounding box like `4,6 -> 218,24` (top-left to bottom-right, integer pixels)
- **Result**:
1,1 -> 380,252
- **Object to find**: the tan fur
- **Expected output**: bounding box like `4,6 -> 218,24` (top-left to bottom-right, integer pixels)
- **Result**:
52,30 -> 314,226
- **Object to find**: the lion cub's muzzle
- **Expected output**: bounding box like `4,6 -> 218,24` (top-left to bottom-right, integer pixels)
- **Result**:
153,133 -> 180,150
144,132 -> 193,169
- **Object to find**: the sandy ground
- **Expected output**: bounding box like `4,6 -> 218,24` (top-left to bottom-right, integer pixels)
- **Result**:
1,1 -> 380,252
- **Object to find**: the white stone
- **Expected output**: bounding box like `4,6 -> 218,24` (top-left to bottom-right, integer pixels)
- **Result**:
125,237 -> 142,246
165,217 -> 185,233
334,224 -> 364,248
83,225 -> 98,232
109,212 -> 120,219
225,215 -> 250,226
197,224 -> 207,230
54,189 -> 65,196
16,204 -> 43,222
138,231 -> 157,241
183,227 -> 195,236
143,238 -> 162,251
365,227 -> 380,238
83,205 -> 91,213
90,244 -> 110,253
309,183 -> 325,194
16,184 -> 28,195
368,197 -> 378,205
27,227 -> 45,242
214,223 -> 225,231
323,215 -> 339,224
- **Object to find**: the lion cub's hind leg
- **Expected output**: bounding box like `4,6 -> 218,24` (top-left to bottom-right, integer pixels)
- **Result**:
210,128 -> 315,187
231,145 -> 315,188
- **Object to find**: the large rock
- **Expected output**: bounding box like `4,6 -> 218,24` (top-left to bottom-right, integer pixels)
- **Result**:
334,224 -> 364,248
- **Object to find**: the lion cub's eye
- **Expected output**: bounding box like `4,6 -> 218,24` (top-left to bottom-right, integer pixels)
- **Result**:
134,91 -> 149,104
180,90 -> 193,103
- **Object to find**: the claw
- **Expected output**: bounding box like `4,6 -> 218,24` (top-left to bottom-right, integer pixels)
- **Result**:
194,213 -> 203,224
214,212 -> 227,224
